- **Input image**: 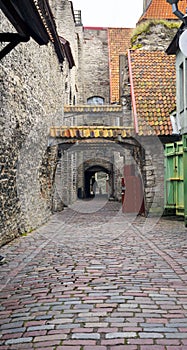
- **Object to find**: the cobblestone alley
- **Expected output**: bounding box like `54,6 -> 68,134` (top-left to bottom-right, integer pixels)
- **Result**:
0,197 -> 187,350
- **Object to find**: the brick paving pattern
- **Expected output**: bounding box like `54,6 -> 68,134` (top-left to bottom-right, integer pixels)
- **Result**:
0,198 -> 187,349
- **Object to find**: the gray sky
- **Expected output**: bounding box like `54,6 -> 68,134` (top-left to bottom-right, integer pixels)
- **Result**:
72,0 -> 144,28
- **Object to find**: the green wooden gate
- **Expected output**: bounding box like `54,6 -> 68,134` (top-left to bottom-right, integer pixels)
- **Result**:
183,135 -> 187,227
164,135 -> 187,226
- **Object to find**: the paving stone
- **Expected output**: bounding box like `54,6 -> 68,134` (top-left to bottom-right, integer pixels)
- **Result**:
5,337 -> 33,345
72,333 -> 100,340
1,327 -> 26,334
1,332 -> 23,340
35,315 -> 53,320
27,325 -> 55,331
0,321 -> 24,329
56,324 -> 81,329
75,317 -> 99,322
1,201 -> 187,348
100,339 -> 126,345
24,330 -> 47,337
48,318 -> 74,324
56,347 -> 81,350
63,340 -> 96,345
78,312 -> 107,317
24,320 -> 46,327
139,346 -> 166,349
84,322 -> 109,327
165,333 -> 187,338
139,332 -> 164,338
84,347 -> 106,350
33,334 -> 67,342
143,327 -> 178,332
32,340 -> 62,347
105,332 -> 137,339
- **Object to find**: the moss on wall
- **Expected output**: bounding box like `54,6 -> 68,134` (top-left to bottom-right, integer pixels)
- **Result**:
131,20 -> 180,49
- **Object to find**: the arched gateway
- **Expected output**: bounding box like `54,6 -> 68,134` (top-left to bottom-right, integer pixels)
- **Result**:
50,126 -> 150,216
83,160 -> 112,199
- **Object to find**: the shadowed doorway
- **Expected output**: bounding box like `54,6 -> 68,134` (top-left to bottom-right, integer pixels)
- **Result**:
84,166 -> 112,199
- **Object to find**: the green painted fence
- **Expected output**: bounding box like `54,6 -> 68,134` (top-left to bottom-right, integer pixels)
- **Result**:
183,135 -> 187,227
164,135 -> 187,226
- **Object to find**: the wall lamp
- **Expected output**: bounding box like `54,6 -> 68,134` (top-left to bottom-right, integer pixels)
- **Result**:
166,0 -> 187,56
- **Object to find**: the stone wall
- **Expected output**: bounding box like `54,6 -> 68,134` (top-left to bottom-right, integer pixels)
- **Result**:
131,21 -> 180,51
50,0 -> 84,105
138,136 -> 165,215
82,28 -> 110,104
0,2 -> 77,246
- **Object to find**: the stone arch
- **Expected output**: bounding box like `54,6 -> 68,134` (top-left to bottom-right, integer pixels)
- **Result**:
78,158 -> 114,199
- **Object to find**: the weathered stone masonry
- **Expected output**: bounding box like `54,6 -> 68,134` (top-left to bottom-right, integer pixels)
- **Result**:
1,2 -> 178,247
0,37 -> 63,245
0,1 -> 80,246
82,28 -> 110,104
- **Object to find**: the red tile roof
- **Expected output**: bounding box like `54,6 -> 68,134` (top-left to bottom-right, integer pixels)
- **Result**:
108,28 -> 133,104
50,126 -> 134,139
64,105 -> 122,113
128,50 -> 176,136
139,0 -> 187,22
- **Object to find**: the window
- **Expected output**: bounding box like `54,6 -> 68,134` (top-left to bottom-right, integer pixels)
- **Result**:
87,96 -> 104,105
170,112 -> 180,134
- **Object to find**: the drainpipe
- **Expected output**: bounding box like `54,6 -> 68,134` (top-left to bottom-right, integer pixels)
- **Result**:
107,28 -> 113,104
166,0 -> 187,25
127,49 -> 139,134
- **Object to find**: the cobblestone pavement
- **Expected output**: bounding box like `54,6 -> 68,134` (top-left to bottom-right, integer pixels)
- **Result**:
1,197 -> 187,350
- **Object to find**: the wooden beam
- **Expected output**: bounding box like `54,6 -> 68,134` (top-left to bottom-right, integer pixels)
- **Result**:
0,33 -> 29,42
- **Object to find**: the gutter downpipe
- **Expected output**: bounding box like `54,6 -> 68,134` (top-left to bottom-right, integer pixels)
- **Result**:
167,1 -> 187,24
172,3 -> 187,24
127,49 -> 139,134
107,28 -> 113,104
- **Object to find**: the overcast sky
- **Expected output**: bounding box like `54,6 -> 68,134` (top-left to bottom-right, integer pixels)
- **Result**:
72,0 -> 144,28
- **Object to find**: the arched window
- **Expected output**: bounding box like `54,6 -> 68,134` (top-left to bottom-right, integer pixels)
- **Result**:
87,96 -> 104,105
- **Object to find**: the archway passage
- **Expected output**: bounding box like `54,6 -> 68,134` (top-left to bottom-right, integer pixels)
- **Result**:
84,165 -> 111,199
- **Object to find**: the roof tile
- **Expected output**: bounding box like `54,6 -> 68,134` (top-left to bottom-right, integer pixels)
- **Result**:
50,126 -> 134,139
139,0 -> 187,22
129,50 -> 176,135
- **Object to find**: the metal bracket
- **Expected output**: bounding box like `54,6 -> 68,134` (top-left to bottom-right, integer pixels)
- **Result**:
0,33 -> 30,60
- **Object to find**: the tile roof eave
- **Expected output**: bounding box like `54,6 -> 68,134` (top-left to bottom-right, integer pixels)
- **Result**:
137,0 -> 187,23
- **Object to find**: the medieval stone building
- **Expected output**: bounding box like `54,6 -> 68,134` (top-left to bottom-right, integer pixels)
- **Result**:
0,0 -> 82,245
1,0 -> 185,246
